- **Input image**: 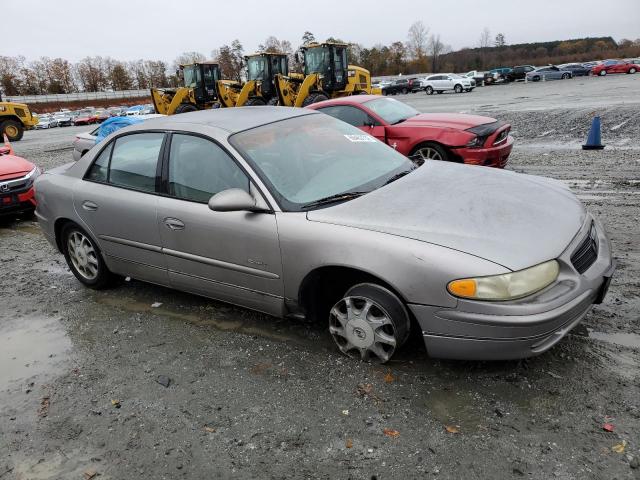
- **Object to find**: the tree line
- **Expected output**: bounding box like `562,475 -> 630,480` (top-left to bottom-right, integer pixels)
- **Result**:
2,25 -> 639,96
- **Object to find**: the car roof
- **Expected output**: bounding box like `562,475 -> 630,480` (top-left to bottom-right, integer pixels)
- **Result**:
133,106 -> 317,133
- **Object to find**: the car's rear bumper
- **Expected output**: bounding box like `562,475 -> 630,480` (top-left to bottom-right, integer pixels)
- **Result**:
455,135 -> 513,168
408,215 -> 615,360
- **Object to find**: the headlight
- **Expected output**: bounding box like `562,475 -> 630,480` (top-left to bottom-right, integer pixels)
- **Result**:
447,260 -> 560,301
466,136 -> 486,148
24,166 -> 41,187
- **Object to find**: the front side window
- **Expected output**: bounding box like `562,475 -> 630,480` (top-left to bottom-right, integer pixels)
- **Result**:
247,57 -> 268,81
109,133 -> 163,192
183,66 -> 198,88
317,105 -> 377,128
168,134 -> 249,203
304,47 -> 330,75
230,113 -> 413,211
364,97 -> 419,125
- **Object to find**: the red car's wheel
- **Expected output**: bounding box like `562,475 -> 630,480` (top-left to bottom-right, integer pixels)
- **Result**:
629,68 -> 637,74
599,70 -> 607,76
410,142 -> 449,162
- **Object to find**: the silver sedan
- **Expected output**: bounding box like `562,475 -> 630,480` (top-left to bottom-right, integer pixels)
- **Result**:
34,108 -> 615,363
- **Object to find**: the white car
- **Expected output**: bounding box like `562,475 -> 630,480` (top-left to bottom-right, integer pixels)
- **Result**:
421,74 -> 475,95
35,115 -> 58,129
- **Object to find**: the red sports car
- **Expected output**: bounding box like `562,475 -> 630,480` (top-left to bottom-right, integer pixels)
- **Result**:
0,143 -> 40,216
307,96 -> 513,167
592,60 -> 639,76
74,114 -> 96,126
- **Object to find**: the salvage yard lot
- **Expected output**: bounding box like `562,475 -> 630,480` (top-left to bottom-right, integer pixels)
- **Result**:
1,75 -> 639,479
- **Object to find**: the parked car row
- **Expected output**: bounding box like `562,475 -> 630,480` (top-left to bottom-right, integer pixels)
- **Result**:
33,104 -> 156,129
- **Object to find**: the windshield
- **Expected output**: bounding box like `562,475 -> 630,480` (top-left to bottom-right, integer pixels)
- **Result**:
247,57 -> 268,81
183,65 -> 198,88
230,113 -> 413,211
304,46 -> 330,75
364,97 -> 419,125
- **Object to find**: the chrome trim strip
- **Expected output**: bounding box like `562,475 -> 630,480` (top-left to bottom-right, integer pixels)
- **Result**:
104,253 -> 165,271
163,248 -> 280,280
98,235 -> 163,252
169,270 -> 283,299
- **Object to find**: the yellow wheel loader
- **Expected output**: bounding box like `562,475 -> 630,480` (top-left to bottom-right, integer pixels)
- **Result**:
275,42 -> 380,107
217,52 -> 291,107
151,61 -> 221,115
0,100 -> 38,141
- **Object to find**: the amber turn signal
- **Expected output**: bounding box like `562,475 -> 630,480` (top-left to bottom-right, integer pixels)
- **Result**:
447,279 -> 477,298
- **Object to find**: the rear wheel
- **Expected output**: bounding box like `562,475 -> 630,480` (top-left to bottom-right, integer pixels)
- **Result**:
410,142 -> 449,162
329,283 -> 410,364
425,86 -> 433,95
1,119 -> 24,141
599,70 -> 607,76
454,84 -> 463,93
61,223 -> 118,289
174,103 -> 198,114
561,73 -> 570,79
532,76 -> 541,82
245,97 -> 266,106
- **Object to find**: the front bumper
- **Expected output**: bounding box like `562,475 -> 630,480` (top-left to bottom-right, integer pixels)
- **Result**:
0,186 -> 36,216
409,215 -> 615,360
455,135 -> 514,168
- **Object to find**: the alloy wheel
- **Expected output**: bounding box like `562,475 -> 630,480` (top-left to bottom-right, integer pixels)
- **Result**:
415,146 -> 443,161
67,231 -> 99,280
329,296 -> 398,363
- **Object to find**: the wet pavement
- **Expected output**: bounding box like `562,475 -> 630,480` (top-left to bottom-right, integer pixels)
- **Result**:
1,82 -> 640,479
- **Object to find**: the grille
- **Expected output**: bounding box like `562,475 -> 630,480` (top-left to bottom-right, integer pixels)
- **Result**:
571,223 -> 598,274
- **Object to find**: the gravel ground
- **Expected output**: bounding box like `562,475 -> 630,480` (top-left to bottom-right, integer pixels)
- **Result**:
1,78 -> 639,479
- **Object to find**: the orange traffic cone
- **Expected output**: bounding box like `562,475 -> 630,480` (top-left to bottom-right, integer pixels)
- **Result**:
3,133 -> 14,155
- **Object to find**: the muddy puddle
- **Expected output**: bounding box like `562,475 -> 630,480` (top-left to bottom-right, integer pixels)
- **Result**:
0,315 -> 71,389
0,219 -> 42,236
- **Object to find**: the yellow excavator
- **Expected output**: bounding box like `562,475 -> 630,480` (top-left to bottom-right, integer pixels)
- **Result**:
217,52 -> 300,107
275,42 -> 379,107
0,97 -> 38,141
151,61 -> 222,115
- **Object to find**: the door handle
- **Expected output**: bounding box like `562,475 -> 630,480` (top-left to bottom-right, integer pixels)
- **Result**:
82,201 -> 98,211
164,217 -> 185,231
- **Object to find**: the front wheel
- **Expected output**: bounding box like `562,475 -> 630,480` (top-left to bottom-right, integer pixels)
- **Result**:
329,283 -> 410,363
454,84 -> 463,93
629,68 -> 637,74
599,70 -> 607,76
1,119 -> 24,141
425,86 -> 433,95
561,73 -> 570,79
62,223 -> 118,289
301,92 -> 329,107
175,103 -> 198,114
266,97 -> 279,105
245,97 -> 266,106
410,142 -> 450,162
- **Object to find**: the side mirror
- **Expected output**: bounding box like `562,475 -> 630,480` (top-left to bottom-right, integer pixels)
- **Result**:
208,188 -> 260,212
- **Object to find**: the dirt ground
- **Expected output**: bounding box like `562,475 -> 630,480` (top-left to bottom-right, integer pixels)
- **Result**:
1,75 -> 639,480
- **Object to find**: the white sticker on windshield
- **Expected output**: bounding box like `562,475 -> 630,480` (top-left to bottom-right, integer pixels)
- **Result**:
343,134 -> 376,143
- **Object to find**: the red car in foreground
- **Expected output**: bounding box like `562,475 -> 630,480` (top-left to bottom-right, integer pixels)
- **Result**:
0,144 -> 40,216
307,95 -> 513,167
592,60 -> 639,76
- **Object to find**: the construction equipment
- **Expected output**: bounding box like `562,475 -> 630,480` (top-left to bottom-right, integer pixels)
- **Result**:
151,61 -> 221,115
217,52 -> 294,107
0,101 -> 38,141
275,42 -> 378,107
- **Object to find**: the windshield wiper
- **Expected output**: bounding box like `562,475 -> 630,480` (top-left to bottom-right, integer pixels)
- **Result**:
301,191 -> 368,210
384,168 -> 416,185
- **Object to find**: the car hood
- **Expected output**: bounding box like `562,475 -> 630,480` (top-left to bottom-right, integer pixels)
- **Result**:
306,162 -> 586,271
398,113 -> 496,130
0,155 -> 34,180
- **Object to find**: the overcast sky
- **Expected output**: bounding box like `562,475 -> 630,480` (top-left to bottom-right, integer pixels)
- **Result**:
4,0 -> 638,62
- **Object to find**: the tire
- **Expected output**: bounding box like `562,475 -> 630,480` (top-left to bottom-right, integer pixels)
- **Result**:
410,142 -> 450,162
328,283 -> 410,363
1,119 -> 24,141
266,97 -> 279,106
382,89 -> 389,96
245,97 -> 266,106
532,76 -> 541,82
629,68 -> 637,74
599,70 -> 607,76
454,84 -> 463,93
301,92 -> 329,107
401,88 -> 408,94
61,223 -> 118,289
174,103 -> 198,114
561,73 -> 570,79
425,86 -> 433,95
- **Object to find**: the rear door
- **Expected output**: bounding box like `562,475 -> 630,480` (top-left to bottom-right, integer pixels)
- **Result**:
75,132 -> 168,284
315,105 -> 385,142
156,132 -> 284,316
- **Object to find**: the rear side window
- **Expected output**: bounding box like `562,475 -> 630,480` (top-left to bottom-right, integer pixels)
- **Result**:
167,134 -> 249,203
109,133 -> 164,192
317,105 -> 377,128
86,143 -> 113,182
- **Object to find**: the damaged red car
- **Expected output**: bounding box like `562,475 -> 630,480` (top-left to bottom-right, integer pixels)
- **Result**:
307,95 -> 513,167
0,144 -> 40,216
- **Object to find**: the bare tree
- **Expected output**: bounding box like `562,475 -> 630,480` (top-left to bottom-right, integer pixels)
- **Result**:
495,33 -> 506,47
427,34 -> 446,72
215,40 -> 245,82
172,51 -> 207,71
479,27 -> 492,68
407,21 -> 429,60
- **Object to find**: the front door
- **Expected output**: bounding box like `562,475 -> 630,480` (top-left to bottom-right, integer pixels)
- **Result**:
315,105 -> 386,143
156,133 -> 284,316
75,132 -> 168,285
